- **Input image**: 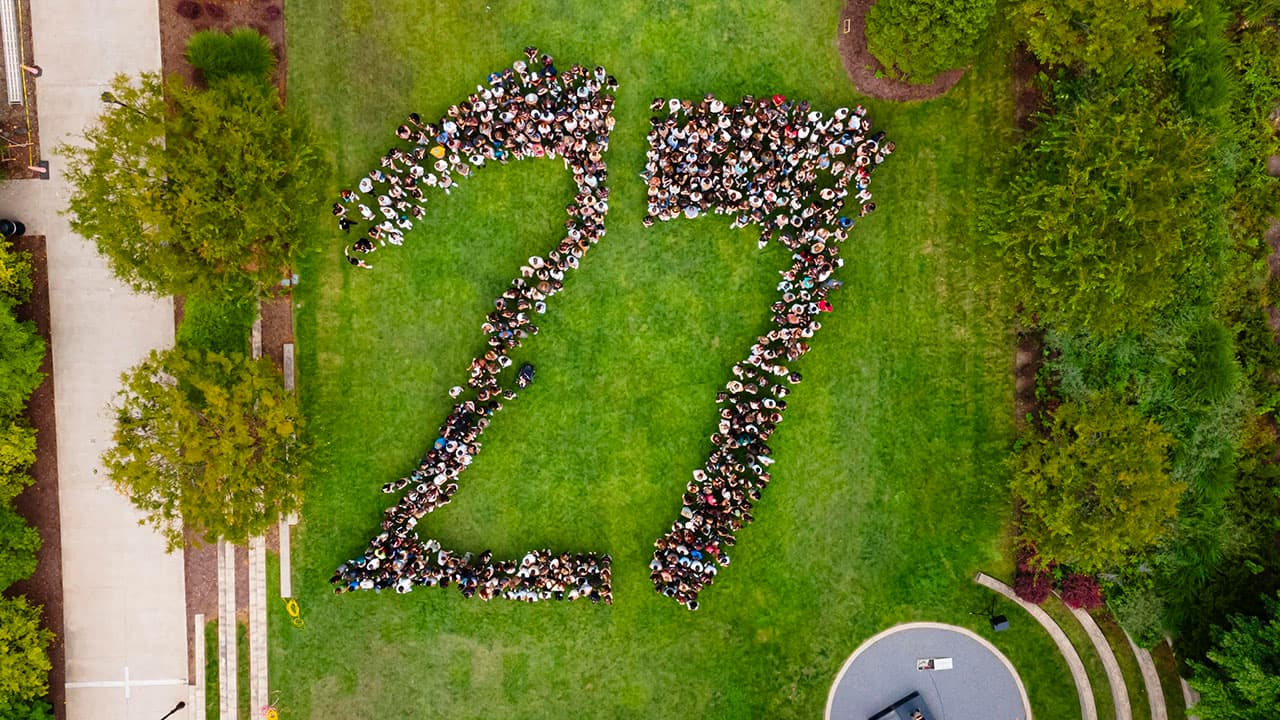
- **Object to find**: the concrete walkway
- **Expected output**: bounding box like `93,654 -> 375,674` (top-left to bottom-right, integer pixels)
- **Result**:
0,1 -> 188,719
1067,604 -> 1131,720
976,573 -> 1098,720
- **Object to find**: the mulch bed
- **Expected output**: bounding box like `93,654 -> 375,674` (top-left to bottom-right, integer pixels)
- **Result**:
836,0 -> 965,102
0,0 -> 43,178
6,236 -> 65,720
158,0 -> 287,98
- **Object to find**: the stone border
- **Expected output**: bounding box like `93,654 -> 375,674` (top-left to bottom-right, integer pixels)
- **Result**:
976,572 -> 1098,720
823,621 -> 1033,720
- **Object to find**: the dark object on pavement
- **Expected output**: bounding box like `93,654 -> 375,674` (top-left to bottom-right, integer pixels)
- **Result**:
0,219 -> 26,237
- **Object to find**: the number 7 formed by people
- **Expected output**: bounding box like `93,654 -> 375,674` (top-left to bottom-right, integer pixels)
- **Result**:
330,48 -> 618,604
643,94 -> 890,610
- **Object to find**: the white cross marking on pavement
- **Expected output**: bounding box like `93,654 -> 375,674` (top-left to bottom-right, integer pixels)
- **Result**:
65,666 -> 187,699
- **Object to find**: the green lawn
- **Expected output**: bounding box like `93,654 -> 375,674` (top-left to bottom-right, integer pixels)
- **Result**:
274,1 -> 1077,717
1042,596 -> 1116,720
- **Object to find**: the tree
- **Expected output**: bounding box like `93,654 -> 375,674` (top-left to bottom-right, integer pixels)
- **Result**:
865,0 -> 997,83
1013,391 -> 1183,571
0,595 -> 52,703
984,85 -> 1218,335
61,72 -> 327,300
104,347 -> 306,549
1188,592 -> 1280,719
1012,0 -> 1186,72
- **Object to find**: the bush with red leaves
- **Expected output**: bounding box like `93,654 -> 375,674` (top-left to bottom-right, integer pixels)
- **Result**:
1014,566 -> 1053,604
1060,573 -> 1104,609
1013,546 -> 1055,604
176,0 -> 201,19
203,2 -> 226,19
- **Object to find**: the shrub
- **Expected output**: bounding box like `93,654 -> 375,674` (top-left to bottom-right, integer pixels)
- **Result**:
186,28 -> 276,85
0,422 -> 34,507
864,0 -> 996,83
176,295 -> 255,355
1011,0 -> 1187,73
1014,548 -> 1055,604
0,238 -> 31,307
175,0 -> 201,20
0,595 -> 52,703
0,506 -> 37,591
1015,566 -> 1054,604
0,697 -> 53,720
1061,573 -> 1104,609
1012,391 -> 1183,572
983,84 -> 1219,336
1108,579 -> 1168,647
0,311 -> 43,422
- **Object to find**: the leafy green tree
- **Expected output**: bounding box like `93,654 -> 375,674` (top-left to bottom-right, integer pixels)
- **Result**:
865,0 -> 996,83
1013,391 -> 1183,571
984,85 -> 1218,335
0,595 -> 52,703
104,347 -> 306,549
1012,0 -> 1186,72
61,72 -> 328,300
0,505 -> 38,591
1188,592 -> 1280,719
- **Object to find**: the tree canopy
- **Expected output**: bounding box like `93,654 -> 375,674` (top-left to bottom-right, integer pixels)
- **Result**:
1188,592 -> 1280,719
104,347 -> 307,550
1013,391 -> 1183,571
983,84 -> 1219,335
1012,0 -> 1186,72
61,71 -> 327,300
865,0 -> 996,83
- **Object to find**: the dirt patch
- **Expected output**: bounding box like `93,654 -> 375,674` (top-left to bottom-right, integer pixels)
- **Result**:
6,236 -> 65,720
0,0 -> 43,178
836,0 -> 965,102
157,0 -> 287,98
1011,44 -> 1046,131
259,296 -> 292,372
1014,328 -> 1045,433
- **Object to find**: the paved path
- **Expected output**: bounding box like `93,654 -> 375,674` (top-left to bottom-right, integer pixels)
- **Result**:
975,573 -> 1098,720
247,536 -> 268,717
1067,605 -> 1131,720
216,542 -> 237,720
1123,632 -> 1167,720
0,2 -> 189,719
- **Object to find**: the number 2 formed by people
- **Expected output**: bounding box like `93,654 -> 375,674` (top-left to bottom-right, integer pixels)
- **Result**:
330,49 -> 616,603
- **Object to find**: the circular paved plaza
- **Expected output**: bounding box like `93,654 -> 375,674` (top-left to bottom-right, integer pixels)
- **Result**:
826,622 -> 1031,720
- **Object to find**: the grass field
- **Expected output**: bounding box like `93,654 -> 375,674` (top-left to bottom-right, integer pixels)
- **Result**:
272,1 -> 1079,717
